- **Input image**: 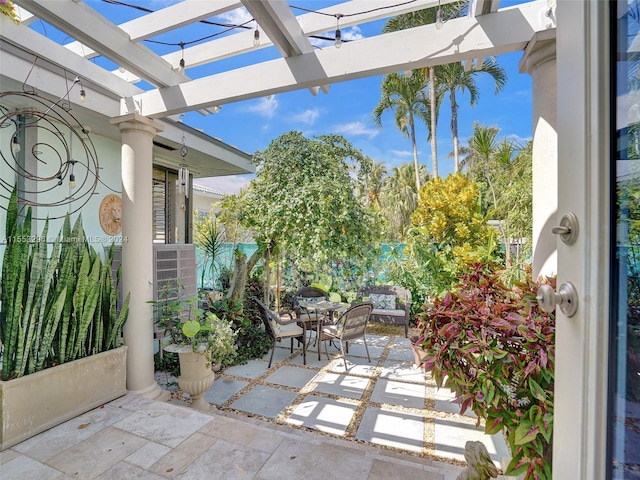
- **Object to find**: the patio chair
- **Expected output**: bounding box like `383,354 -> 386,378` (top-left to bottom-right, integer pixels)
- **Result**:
319,301 -> 374,371
356,285 -> 412,337
292,286 -> 330,342
254,297 -> 307,368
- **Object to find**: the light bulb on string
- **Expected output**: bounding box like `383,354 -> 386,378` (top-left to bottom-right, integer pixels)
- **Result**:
178,42 -> 185,72
11,134 -> 20,154
334,13 -> 343,49
69,160 -> 77,189
80,88 -> 86,103
436,0 -> 444,30
253,28 -> 260,47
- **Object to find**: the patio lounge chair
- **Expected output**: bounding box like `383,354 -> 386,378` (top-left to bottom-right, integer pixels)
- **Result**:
254,297 -> 307,367
319,301 -> 374,371
355,285 -> 412,337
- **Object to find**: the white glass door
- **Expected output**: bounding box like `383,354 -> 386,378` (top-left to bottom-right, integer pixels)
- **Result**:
554,1 -> 612,478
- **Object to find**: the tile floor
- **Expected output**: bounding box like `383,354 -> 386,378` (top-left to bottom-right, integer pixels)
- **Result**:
201,334 -> 509,466
0,334 -> 513,479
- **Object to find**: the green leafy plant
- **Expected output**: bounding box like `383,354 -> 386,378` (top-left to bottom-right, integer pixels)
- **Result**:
0,188 -> 129,380
150,283 -> 237,367
211,295 -> 270,365
417,262 -> 555,479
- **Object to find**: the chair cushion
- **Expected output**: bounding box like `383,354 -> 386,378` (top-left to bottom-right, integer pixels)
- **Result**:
279,322 -> 304,337
369,293 -> 397,310
269,319 -> 281,336
321,323 -> 341,337
371,308 -> 405,317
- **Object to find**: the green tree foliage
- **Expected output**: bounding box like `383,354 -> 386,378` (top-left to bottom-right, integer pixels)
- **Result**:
220,131 -> 381,279
462,124 -> 533,271
412,173 -> 491,249
398,174 -> 497,299
379,162 -> 428,241
437,59 -> 507,171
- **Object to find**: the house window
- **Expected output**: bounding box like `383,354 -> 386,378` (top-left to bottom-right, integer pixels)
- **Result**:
152,166 -> 191,244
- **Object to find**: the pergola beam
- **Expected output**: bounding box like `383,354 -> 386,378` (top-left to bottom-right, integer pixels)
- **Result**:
472,0 -> 501,16
128,1 -> 549,118
15,0 -> 187,88
241,0 -> 313,57
63,0 -> 242,59
121,0 -> 440,83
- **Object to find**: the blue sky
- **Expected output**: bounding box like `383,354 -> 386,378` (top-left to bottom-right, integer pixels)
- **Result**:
35,0 -> 533,194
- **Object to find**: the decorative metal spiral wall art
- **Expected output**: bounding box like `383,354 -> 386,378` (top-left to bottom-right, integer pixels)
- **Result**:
0,89 -> 100,220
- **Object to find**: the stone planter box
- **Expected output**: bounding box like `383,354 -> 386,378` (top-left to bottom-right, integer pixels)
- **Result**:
0,345 -> 127,451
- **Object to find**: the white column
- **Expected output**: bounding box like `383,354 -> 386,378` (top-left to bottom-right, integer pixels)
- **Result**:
110,113 -> 168,400
520,32 -> 557,279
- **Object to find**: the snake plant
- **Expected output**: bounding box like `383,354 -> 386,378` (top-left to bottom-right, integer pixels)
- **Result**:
0,187 -> 129,380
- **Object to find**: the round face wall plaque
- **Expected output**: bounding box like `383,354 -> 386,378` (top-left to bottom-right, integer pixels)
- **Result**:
99,194 -> 122,235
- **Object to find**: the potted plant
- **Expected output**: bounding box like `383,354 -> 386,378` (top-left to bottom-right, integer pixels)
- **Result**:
152,286 -> 237,411
0,188 -> 129,450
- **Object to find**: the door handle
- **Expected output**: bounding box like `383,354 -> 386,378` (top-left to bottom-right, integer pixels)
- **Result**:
536,282 -> 579,317
552,212 -> 579,245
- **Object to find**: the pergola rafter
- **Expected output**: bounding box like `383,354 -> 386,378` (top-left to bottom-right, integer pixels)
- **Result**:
128,2 -> 547,118
5,1 -> 553,123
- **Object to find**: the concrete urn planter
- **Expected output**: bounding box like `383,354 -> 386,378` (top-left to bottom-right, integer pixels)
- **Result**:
0,345 -> 127,451
164,345 -> 215,412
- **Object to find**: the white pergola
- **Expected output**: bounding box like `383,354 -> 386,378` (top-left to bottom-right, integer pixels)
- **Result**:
0,0 -> 557,399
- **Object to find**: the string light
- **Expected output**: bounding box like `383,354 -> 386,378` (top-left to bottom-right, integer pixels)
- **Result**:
253,27 -> 260,47
77,76 -> 87,103
69,160 -> 77,189
436,0 -> 444,30
178,42 -> 185,72
11,134 -> 20,154
334,13 -> 343,49
110,0 -> 421,52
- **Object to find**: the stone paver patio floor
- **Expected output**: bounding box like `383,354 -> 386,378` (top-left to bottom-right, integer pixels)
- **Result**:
1,334 -> 513,479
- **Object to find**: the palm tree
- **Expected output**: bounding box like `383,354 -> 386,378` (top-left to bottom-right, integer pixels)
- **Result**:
438,58 -> 507,172
461,123 -> 518,266
382,3 -> 467,179
362,160 -> 388,209
373,71 -> 429,191
380,162 -> 429,240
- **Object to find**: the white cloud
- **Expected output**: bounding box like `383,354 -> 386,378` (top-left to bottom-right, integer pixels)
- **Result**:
342,26 -> 364,42
309,26 -> 364,49
389,149 -> 413,157
246,96 -> 279,118
506,134 -> 532,146
218,7 -> 255,27
333,121 -> 379,139
290,108 -> 321,125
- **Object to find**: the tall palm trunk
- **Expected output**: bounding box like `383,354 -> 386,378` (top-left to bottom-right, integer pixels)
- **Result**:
429,67 -> 438,178
409,112 -> 421,191
450,90 -> 460,172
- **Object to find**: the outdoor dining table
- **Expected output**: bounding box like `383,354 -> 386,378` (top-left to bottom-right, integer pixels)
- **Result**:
297,300 -> 350,360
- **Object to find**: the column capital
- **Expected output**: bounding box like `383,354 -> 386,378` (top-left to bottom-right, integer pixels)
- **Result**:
519,30 -> 557,75
110,113 -> 164,137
